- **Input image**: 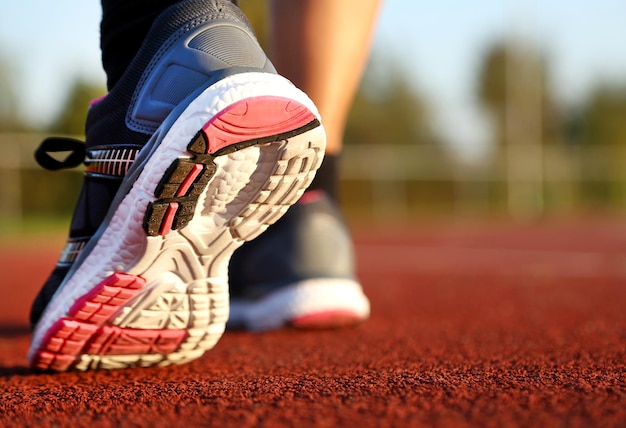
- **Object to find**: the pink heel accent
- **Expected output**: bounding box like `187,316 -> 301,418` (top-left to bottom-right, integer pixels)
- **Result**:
202,96 -> 316,154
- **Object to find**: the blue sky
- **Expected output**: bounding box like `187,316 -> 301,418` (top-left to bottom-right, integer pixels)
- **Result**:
1,1 -> 626,157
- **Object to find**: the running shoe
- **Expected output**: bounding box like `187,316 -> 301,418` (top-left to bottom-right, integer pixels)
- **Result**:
28,0 -> 325,371
227,190 -> 370,331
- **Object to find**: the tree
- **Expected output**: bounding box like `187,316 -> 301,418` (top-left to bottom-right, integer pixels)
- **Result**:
565,84 -> 626,209
475,41 -> 568,218
477,41 -> 563,146
575,85 -> 626,146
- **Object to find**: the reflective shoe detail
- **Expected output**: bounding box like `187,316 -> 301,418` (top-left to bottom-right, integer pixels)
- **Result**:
227,191 -> 370,331
86,147 -> 141,177
229,278 -> 370,331
58,238 -> 89,265
29,72 -> 325,371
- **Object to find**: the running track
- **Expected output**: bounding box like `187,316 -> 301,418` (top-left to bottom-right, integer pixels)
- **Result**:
1,219 -> 625,427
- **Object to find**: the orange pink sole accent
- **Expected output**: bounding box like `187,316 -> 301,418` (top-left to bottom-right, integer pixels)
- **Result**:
202,96 -> 316,154
32,273 -> 188,371
290,310 -> 364,329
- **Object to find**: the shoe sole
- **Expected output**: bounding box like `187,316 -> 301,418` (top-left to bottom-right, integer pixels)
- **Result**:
228,279 -> 370,331
28,72 -> 325,371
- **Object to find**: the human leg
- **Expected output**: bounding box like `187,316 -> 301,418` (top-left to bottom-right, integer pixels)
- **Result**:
270,0 -> 382,156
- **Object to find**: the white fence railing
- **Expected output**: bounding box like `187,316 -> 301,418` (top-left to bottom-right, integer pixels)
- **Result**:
2,133 -> 626,221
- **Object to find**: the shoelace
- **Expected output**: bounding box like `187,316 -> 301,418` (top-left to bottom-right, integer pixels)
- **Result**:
34,137 -> 86,171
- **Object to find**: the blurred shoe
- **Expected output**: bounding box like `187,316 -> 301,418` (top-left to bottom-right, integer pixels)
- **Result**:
28,0 -> 325,371
227,190 -> 370,331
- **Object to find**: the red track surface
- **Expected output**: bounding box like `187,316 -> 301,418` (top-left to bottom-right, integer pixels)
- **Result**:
1,219 -> 625,427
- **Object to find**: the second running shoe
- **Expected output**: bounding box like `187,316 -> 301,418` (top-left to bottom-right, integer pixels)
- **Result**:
28,0 -> 325,371
228,190 -> 370,331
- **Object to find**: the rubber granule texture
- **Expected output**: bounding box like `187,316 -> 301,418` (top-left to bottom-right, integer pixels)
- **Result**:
1,220 -> 625,427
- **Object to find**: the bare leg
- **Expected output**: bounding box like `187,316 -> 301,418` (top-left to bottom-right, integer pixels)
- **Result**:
270,0 -> 382,155
227,0 -> 379,330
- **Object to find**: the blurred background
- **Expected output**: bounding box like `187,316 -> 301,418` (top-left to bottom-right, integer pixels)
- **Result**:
1,0 -> 626,235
